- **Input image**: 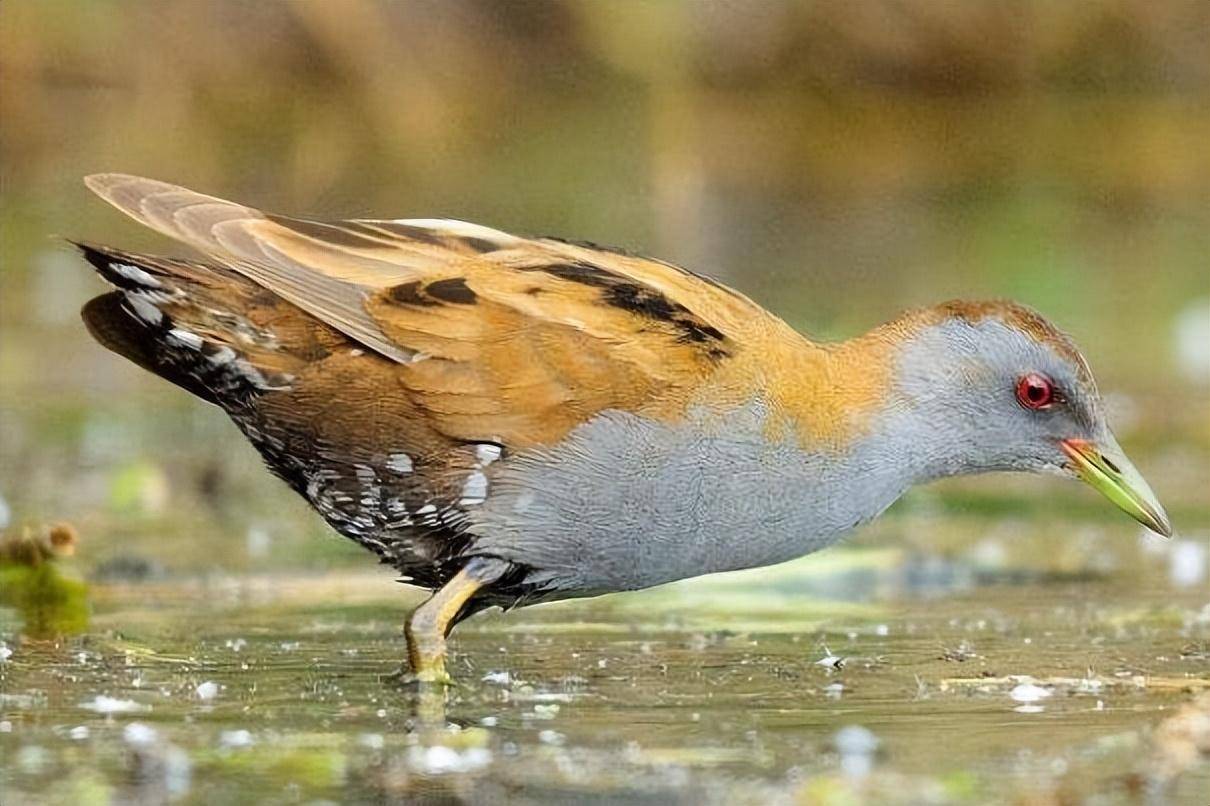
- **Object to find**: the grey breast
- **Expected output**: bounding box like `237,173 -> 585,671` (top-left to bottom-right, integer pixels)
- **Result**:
466,398 -> 912,596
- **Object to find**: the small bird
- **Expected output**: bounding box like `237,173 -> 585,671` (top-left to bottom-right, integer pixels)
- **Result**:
76,174 -> 1171,681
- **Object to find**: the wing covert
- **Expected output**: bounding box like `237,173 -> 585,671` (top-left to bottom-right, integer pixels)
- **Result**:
85,173 -> 785,448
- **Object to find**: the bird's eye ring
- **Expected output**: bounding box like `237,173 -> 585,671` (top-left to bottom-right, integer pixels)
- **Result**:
1016,373 -> 1055,410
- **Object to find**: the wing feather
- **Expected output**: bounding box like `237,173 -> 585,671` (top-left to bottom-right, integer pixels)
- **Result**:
85,173 -> 788,447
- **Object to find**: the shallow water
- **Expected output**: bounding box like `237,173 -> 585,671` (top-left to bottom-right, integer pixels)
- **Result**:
3,5 -> 1210,798
4,542 -> 1209,805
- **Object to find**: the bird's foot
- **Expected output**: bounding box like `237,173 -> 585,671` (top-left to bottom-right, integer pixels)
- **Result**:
402,556 -> 511,684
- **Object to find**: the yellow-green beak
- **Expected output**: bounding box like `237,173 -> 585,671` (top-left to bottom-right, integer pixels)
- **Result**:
1061,436 -> 1172,537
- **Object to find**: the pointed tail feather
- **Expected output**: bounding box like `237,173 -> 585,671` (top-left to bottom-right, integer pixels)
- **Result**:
81,292 -> 221,405
76,242 -> 298,405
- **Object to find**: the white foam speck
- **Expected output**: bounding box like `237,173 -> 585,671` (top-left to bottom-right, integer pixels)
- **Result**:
79,695 -> 150,715
537,730 -> 564,746
195,681 -> 220,701
834,725 -> 879,778
123,722 -> 159,745
406,744 -> 493,774
815,650 -> 844,669
1170,539 -> 1208,588
1009,683 -> 1052,703
220,729 -> 254,748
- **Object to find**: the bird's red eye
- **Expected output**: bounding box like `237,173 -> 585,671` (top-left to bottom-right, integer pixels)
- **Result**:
1016,373 -> 1055,410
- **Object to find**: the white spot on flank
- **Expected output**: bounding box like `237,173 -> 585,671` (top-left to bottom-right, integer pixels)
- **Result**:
112,262 -> 162,288
133,289 -> 179,305
475,444 -> 502,465
234,359 -> 267,387
460,470 -> 488,505
207,346 -> 236,365
125,294 -> 163,324
416,504 -> 437,515
167,328 -> 204,350
386,453 -> 413,473
230,360 -> 291,391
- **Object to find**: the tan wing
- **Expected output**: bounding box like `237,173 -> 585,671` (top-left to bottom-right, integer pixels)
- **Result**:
85,173 -> 790,447
85,173 -> 424,361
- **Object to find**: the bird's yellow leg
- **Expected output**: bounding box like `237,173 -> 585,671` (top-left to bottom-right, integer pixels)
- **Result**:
405,557 -> 508,683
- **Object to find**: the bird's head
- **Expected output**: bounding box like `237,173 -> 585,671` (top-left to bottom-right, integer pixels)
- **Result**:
885,300 -> 1171,537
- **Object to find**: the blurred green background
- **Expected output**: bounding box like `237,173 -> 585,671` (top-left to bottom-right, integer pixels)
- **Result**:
3,3 -> 1210,804
1,0 -> 1206,572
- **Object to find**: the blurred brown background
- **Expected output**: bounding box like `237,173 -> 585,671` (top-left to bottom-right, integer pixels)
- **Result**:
1,0 -> 1207,574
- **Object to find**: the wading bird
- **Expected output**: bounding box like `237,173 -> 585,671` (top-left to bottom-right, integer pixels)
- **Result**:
76,175 -> 1171,681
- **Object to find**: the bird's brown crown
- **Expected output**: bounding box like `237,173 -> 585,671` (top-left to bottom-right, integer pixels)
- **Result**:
882,299 -> 1097,400
921,300 -> 1089,376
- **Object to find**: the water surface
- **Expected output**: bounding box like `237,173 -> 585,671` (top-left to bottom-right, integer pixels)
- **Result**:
4,540 -> 1209,804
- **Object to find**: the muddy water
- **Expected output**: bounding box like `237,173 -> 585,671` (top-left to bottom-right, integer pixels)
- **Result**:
3,546 -> 1209,805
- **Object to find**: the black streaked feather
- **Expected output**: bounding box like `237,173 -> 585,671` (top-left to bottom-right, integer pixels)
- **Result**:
81,292 -> 221,405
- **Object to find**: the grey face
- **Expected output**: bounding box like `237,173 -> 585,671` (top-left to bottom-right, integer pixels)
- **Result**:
892,315 -> 1170,536
894,317 -> 1103,476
